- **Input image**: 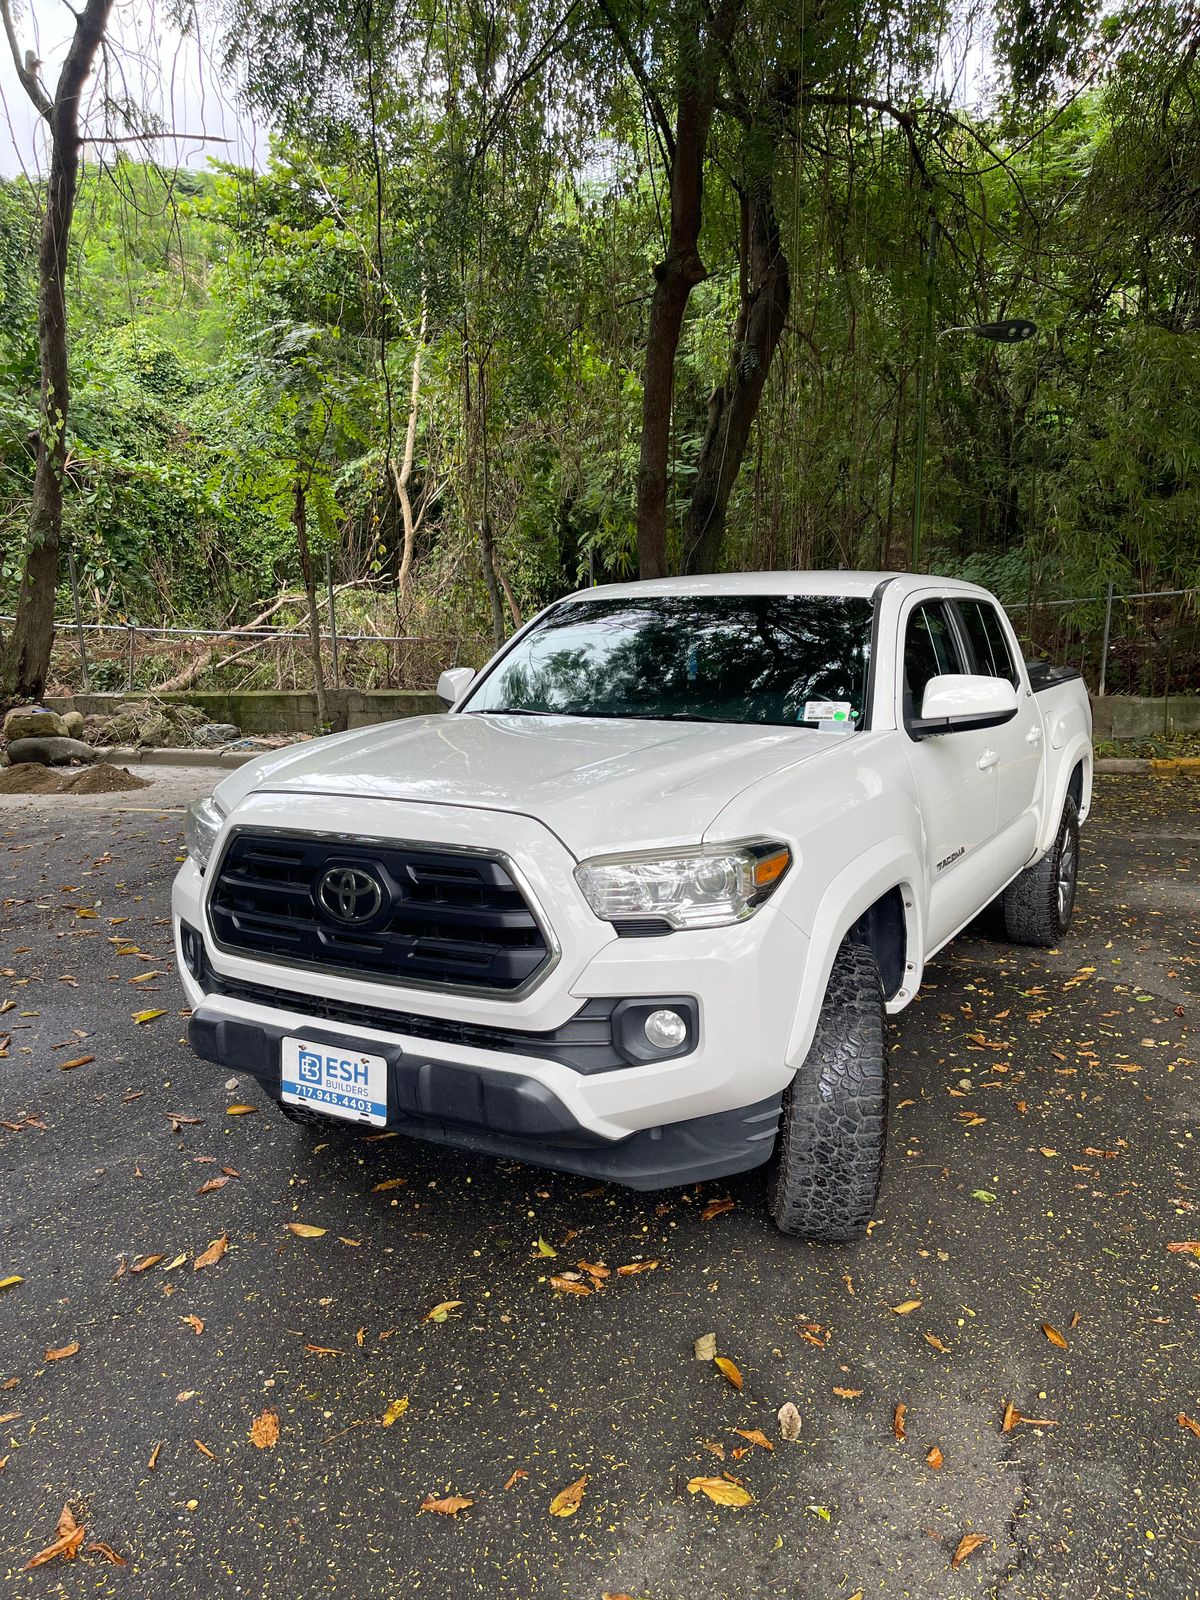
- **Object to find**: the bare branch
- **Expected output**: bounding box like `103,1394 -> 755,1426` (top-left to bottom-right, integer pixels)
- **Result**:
0,0 -> 52,117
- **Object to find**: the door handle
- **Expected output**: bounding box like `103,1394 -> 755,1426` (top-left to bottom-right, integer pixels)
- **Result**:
978,748 -> 999,770
1025,725 -> 1043,744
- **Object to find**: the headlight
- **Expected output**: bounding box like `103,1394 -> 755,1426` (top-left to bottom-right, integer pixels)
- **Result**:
574,840 -> 791,930
184,796 -> 225,872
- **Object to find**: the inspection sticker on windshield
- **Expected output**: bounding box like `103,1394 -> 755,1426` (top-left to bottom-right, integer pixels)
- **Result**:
804,701 -> 852,724
280,1037 -> 388,1126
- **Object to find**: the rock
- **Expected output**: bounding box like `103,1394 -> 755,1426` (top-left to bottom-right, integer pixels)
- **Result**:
3,705 -> 67,741
6,736 -> 100,767
61,710 -> 86,738
193,722 -> 241,748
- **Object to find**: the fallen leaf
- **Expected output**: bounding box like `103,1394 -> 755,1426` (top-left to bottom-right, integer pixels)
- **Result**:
86,1542 -> 127,1566
1002,1401 -> 1020,1432
549,1276 -> 591,1295
694,1332 -> 717,1361
382,1396 -> 410,1427
24,1504 -> 85,1569
373,1177 -> 407,1192
832,1386 -> 863,1399
130,1253 -> 164,1274
303,1344 -> 344,1357
196,1176 -> 231,1195
700,1197 -> 735,1221
0,1411 -> 22,1424
714,1356 -> 743,1390
535,1236 -> 558,1257
578,1260 -> 610,1281
419,1493 -> 473,1515
894,1403 -> 907,1442
777,1401 -> 802,1441
549,1474 -> 589,1517
147,1441 -> 162,1470
687,1476 -> 753,1507
1166,1241 -> 1200,1257
617,1260 -> 659,1275
132,1009 -> 166,1025
194,1439 -> 216,1459
182,1315 -> 204,1335
226,1104 -> 258,1115
1041,1323 -> 1068,1349
45,1342 -> 79,1362
0,1455 -> 6,1470
0,1275 -> 20,1293
923,1332 -> 951,1354
891,1299 -> 923,1315
424,1300 -> 463,1322
286,1223 -> 327,1238
59,1055 -> 94,1071
926,1445 -> 944,1471
193,1234 -> 228,1270
806,1503 -> 832,1521
972,1190 -> 997,1204
951,1532 -> 989,1569
503,1468 -> 527,1490
1177,1413 -> 1200,1439
249,1409 -> 280,1449
733,1427 -> 773,1451
164,1253 -> 187,1270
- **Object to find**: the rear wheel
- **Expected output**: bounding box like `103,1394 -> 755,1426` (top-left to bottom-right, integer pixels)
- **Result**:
768,941 -> 888,1242
1001,797 -> 1080,947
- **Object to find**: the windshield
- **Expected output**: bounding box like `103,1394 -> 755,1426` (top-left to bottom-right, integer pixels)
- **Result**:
463,593 -> 876,728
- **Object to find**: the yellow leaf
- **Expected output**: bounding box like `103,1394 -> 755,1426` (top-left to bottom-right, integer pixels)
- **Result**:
419,1494 -> 473,1515
733,1427 -> 773,1451
424,1300 -> 463,1322
687,1476 -> 753,1507
535,1236 -> 558,1257
713,1356 -> 743,1390
249,1408 -> 280,1449
164,1253 -> 187,1270
382,1396 -> 410,1427
1041,1322 -> 1068,1349
286,1223 -> 327,1238
226,1104 -> 258,1116
891,1299 -> 923,1315
0,1276 -> 23,1292
549,1474 -> 589,1517
132,1009 -> 166,1024
951,1532 -> 990,1569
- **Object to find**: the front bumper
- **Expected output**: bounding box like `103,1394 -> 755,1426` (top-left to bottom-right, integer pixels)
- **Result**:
188,1001 -> 782,1189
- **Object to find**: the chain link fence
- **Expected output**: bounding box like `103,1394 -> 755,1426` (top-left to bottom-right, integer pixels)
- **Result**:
1004,586 -> 1200,700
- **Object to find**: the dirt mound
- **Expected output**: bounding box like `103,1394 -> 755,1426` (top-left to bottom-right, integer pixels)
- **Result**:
0,762 -> 151,795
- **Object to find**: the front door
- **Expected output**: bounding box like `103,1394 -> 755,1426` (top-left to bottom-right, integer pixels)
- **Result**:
899,598 -> 999,950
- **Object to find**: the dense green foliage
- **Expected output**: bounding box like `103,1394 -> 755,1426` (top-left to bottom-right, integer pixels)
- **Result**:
0,0 -> 1196,692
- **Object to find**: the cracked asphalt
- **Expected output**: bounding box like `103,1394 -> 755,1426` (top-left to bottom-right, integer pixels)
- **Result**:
0,769 -> 1196,1599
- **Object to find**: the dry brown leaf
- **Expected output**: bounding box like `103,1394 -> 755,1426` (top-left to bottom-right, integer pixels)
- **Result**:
286,1222 -> 327,1238
59,1055 -> 94,1071
194,1439 -> 216,1459
373,1177 -> 408,1192
196,1176 -> 231,1195
1166,1241 -> 1200,1257
549,1474 -> 589,1517
926,1445 -> 944,1471
249,1408 -> 280,1449
777,1401 -> 801,1441
419,1494 -> 474,1515
549,1276 -> 592,1296
147,1441 -> 162,1470
694,1332 -> 717,1361
424,1300 -> 463,1322
44,1341 -> 79,1362
0,1410 -> 21,1425
86,1542 -> 127,1566
951,1532 -> 989,1569
733,1427 -> 773,1451
193,1234 -> 228,1270
891,1299 -> 923,1315
923,1331 -> 951,1354
0,1455 -> 7,1471
503,1468 -> 527,1490
1177,1413 -> 1200,1439
181,1315 -> 204,1336
832,1386 -> 863,1399
381,1396 -> 410,1427
1041,1322 -> 1068,1349
893,1403 -> 907,1442
687,1476 -> 753,1507
578,1260 -> 610,1281
713,1356 -> 743,1390
1002,1400 -> 1020,1432
303,1344 -> 344,1357
700,1197 -> 735,1221
24,1504 -> 85,1569
130,1253 -> 164,1274
617,1260 -> 659,1275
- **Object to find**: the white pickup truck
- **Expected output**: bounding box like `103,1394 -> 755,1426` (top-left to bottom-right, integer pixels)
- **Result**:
175,572 -> 1092,1239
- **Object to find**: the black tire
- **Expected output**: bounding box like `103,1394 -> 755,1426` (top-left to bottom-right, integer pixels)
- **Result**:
768,941 -> 888,1242
1001,796 -> 1080,947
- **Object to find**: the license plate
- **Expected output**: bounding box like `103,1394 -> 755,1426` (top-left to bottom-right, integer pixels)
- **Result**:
280,1037 -> 388,1127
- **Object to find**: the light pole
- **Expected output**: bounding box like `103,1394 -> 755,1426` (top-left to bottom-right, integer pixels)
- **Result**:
911,312 -> 1038,569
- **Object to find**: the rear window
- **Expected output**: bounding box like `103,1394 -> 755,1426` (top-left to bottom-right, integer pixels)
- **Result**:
957,600 -> 1019,686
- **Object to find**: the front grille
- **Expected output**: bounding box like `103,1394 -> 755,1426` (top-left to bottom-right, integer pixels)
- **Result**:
208,832 -> 552,993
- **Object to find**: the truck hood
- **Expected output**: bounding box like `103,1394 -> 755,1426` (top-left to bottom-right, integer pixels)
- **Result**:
214,713 -> 845,858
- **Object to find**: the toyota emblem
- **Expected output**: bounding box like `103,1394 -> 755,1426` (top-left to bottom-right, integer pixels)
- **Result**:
316,865 -> 384,924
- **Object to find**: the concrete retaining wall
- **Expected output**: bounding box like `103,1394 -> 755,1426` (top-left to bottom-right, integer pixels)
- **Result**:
1090,694 -> 1200,739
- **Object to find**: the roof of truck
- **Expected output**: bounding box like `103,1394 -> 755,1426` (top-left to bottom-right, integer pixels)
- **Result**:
568,571 -> 989,602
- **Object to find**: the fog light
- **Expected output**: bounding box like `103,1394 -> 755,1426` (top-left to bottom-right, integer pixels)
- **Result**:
643,1008 -> 688,1050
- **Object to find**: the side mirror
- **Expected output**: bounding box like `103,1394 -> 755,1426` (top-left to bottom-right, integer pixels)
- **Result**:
436,667 -> 476,710
912,673 -> 1018,738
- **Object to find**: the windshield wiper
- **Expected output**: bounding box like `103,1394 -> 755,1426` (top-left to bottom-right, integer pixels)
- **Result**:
463,707 -> 561,717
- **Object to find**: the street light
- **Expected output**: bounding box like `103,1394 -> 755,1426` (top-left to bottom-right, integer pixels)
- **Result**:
912,313 -> 1039,567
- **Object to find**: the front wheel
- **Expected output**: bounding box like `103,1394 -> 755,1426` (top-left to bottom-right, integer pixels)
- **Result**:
768,941 -> 888,1242
1001,796 -> 1080,947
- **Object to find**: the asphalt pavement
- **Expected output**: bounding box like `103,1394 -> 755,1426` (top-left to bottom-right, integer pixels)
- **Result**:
0,770 -> 1196,1600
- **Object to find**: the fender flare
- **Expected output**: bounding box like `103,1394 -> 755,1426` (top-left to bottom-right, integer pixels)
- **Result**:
1035,736 -> 1092,854
783,840 -> 925,1072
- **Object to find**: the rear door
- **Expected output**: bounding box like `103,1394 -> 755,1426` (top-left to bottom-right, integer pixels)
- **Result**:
899,597 -> 999,950
952,597 -> 1042,881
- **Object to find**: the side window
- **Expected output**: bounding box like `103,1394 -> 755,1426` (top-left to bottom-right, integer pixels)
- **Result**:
957,600 -> 1019,687
903,602 -> 963,721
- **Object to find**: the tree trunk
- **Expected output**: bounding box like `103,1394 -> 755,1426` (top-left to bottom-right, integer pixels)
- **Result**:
391,299 -> 428,610
0,0 -> 112,704
627,0 -> 744,579
293,477 -> 329,729
681,172 -> 790,575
